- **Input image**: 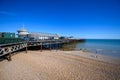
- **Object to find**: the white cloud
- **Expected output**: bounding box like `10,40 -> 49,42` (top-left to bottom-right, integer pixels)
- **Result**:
0,11 -> 16,16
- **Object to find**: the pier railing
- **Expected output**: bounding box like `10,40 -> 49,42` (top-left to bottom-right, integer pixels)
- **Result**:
0,39 -> 69,61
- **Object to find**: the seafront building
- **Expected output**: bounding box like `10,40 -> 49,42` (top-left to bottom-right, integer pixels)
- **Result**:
17,25 -> 59,40
0,32 -> 15,38
17,28 -> 29,39
0,25 -> 67,41
28,32 -> 59,40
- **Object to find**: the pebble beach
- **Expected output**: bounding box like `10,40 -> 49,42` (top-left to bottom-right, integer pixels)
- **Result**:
0,50 -> 120,80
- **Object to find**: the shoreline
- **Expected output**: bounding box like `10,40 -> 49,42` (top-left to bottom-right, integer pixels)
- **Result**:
57,50 -> 120,65
74,39 -> 120,59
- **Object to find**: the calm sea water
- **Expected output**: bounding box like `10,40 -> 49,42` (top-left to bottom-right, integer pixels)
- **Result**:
75,39 -> 120,59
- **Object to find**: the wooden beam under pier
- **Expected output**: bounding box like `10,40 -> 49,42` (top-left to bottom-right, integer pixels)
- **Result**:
56,42 -> 58,51
8,47 -> 12,61
25,43 -> 28,53
49,41 -> 51,51
40,42 -> 42,52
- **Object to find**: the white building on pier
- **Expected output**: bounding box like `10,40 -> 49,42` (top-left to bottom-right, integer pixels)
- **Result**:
17,25 -> 59,40
17,25 -> 29,38
28,32 -> 59,40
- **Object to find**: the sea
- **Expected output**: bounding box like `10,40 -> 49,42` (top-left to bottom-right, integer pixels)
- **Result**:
75,39 -> 120,59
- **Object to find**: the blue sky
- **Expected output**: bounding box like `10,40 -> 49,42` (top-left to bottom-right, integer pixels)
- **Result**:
0,0 -> 120,39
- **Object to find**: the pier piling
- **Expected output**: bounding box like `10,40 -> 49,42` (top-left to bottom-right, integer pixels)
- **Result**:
8,47 -> 12,61
49,41 -> 51,51
40,42 -> 42,52
56,42 -> 58,51
25,43 -> 28,53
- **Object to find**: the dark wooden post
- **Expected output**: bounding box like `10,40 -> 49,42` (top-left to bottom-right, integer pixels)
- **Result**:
56,42 -> 58,51
25,43 -> 27,53
40,42 -> 42,52
50,41 -> 51,51
8,47 -> 12,61
57,42 -> 59,51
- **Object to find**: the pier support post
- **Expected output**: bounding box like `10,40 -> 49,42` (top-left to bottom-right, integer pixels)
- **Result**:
40,42 -> 42,52
8,47 -> 12,61
50,41 -> 51,51
25,43 -> 28,53
56,42 -> 58,51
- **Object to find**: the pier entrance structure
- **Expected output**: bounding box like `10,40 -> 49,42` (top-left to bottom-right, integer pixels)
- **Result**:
17,27 -> 29,39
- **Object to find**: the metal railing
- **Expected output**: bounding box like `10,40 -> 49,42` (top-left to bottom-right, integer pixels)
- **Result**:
0,39 -> 70,61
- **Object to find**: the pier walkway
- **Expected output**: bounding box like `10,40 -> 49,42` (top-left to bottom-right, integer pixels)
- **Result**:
0,39 -> 69,61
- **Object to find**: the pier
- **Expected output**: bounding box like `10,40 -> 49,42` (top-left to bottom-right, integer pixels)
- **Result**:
0,26 -> 85,61
0,39 -> 70,61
